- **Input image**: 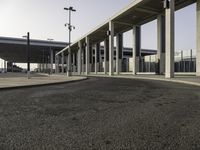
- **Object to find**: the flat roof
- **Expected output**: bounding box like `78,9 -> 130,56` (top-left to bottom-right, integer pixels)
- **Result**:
57,0 -> 196,55
0,36 -> 68,63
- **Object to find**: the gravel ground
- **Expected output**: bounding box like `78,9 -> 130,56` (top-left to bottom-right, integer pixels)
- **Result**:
0,77 -> 200,150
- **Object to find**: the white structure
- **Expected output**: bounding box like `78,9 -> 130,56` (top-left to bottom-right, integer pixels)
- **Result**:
56,0 -> 199,78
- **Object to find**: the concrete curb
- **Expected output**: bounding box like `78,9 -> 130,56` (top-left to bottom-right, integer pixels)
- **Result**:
87,75 -> 200,87
0,77 -> 88,90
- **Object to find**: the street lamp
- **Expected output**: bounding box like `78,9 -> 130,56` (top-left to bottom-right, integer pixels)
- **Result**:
22,32 -> 30,79
64,6 -> 76,76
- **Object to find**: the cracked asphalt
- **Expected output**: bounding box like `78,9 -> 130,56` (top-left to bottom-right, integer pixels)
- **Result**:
0,77 -> 200,150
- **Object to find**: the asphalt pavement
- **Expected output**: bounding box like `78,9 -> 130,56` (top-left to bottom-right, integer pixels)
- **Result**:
0,77 -> 200,150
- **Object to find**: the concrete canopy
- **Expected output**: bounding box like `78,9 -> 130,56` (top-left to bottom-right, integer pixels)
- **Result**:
57,0 -> 196,55
0,37 -> 68,63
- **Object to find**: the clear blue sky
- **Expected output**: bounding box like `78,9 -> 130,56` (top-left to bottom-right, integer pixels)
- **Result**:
0,0 -> 196,52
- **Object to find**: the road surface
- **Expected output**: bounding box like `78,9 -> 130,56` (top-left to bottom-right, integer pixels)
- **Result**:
0,77 -> 200,150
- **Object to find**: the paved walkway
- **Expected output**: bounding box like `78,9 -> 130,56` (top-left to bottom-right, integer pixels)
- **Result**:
87,73 -> 200,87
0,73 -> 87,89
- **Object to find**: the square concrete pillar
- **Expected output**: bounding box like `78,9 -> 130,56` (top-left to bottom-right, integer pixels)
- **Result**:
197,0 -> 200,76
55,54 -> 59,73
61,52 -> 64,73
95,44 -> 97,74
67,47 -> 72,76
104,39 -> 109,74
4,60 -> 7,73
165,0 -> 175,78
78,41 -> 82,75
97,43 -> 100,73
132,26 -> 141,75
50,49 -> 54,74
116,33 -> 123,75
65,54 -> 68,75
85,37 -> 90,75
73,53 -> 76,72
157,15 -> 166,75
109,21 -> 114,76
95,43 -> 100,74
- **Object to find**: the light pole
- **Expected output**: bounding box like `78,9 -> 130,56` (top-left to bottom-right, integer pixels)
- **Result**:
47,38 -> 54,74
22,32 -> 30,79
64,6 -> 76,76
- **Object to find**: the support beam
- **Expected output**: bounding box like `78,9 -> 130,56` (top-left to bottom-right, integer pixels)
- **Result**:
135,7 -> 160,14
116,33 -> 123,75
132,26 -> 141,75
165,0 -> 175,78
197,0 -> 200,76
78,41 -> 82,75
85,36 -> 90,75
109,21 -> 114,76
157,15 -> 166,75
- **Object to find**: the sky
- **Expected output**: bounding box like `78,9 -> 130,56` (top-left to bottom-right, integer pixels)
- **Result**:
0,0 -> 197,66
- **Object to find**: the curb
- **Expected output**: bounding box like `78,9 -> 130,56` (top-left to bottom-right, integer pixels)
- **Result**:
0,77 -> 88,90
87,75 -> 200,87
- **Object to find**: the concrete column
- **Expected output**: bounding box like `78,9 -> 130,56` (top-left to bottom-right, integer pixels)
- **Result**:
132,26 -> 141,75
95,44 -> 97,74
50,49 -> 54,74
165,0 -> 175,78
61,52 -> 64,73
157,15 -> 166,75
104,39 -> 108,74
99,46 -> 102,72
78,41 -> 82,75
4,60 -> 7,73
85,37 -> 90,75
116,33 -> 123,75
97,43 -> 100,73
73,53 -> 76,73
65,54 -> 68,75
67,47 -> 72,76
109,21 -> 114,76
197,0 -> 200,76
55,54 -> 59,73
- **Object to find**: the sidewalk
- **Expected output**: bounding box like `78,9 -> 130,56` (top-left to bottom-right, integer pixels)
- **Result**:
0,73 -> 87,89
88,73 -> 200,87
